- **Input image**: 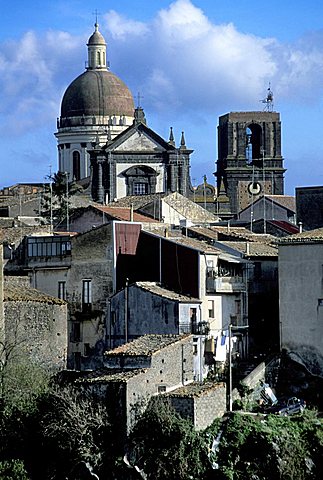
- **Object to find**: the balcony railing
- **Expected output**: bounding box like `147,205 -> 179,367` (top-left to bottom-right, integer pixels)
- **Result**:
179,321 -> 210,335
206,275 -> 246,293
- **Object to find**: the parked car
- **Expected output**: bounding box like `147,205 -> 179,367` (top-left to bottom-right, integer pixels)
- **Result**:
265,397 -> 306,416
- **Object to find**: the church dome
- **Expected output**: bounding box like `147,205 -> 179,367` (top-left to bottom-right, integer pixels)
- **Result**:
60,69 -> 135,118
87,27 -> 106,46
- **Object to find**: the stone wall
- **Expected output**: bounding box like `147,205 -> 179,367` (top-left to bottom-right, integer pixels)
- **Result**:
4,296 -> 67,369
168,382 -> 227,430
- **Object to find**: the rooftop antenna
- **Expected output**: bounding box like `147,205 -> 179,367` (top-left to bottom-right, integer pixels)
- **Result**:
261,83 -> 274,112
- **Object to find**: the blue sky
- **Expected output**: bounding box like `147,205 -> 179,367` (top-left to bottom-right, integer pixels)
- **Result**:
1,0 -> 323,194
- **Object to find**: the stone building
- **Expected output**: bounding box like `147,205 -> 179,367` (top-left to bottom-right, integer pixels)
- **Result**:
76,334 -> 204,435
166,381 -> 226,431
215,111 -> 285,218
2,276 -> 67,369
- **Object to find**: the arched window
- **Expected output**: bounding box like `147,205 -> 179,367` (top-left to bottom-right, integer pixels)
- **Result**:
245,123 -> 262,163
97,51 -> 101,65
72,151 -> 81,181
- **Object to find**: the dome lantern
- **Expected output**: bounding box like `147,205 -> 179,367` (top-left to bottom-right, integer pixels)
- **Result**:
87,22 -> 107,70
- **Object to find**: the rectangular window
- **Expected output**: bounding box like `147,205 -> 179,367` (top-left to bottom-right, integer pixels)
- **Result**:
208,299 -> 215,318
235,299 -> 241,315
74,352 -> 81,371
58,281 -> 66,300
84,343 -> 91,356
158,385 -> 166,393
82,279 -> 92,312
134,183 -> 147,195
71,322 -> 81,342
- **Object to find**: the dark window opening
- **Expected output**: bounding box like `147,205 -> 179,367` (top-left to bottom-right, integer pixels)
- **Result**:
72,151 -> 81,181
71,322 -> 81,342
58,281 -> 66,300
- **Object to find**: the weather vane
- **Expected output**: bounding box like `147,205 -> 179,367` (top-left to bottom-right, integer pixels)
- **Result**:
261,83 -> 274,112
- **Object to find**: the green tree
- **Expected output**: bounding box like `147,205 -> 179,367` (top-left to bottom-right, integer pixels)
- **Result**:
129,397 -> 211,480
39,171 -> 82,228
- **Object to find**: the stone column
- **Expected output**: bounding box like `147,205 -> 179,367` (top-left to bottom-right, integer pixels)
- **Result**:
97,158 -> 105,204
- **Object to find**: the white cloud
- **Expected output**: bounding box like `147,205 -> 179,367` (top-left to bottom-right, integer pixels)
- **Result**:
1,0 -> 323,143
104,10 -> 149,39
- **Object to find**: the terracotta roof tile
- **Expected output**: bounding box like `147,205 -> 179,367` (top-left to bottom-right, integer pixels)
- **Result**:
93,205 -> 157,223
279,227 -> 323,244
220,241 -> 278,257
134,282 -> 201,303
4,285 -> 66,304
167,381 -> 225,398
104,334 -> 190,357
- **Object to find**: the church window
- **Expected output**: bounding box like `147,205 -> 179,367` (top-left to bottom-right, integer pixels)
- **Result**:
97,51 -> 101,65
72,151 -> 81,181
112,115 -> 117,125
102,51 -> 106,66
134,183 -> 147,195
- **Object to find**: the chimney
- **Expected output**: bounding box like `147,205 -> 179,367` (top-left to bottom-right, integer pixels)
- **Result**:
298,222 -> 303,233
130,203 -> 134,222
245,242 -> 250,256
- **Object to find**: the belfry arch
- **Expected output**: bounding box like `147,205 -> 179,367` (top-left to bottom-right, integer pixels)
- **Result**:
246,123 -> 262,162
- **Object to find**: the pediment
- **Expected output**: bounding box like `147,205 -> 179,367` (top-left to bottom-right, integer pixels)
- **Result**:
114,130 -> 166,152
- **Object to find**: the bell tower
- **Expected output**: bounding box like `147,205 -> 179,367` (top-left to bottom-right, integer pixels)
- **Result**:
215,106 -> 285,218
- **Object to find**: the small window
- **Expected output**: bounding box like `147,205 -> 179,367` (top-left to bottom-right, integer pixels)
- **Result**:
71,322 -> 81,342
208,300 -> 214,318
74,352 -> 81,371
58,281 -> 66,300
84,343 -> 91,356
158,385 -> 166,393
82,279 -> 92,312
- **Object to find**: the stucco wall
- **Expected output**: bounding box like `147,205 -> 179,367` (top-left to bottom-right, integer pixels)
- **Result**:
109,285 -> 201,347
279,242 -> 323,374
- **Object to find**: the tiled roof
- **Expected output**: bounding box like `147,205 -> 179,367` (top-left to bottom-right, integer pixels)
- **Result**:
167,381 -> 225,398
4,285 -> 66,304
163,192 -> 218,222
265,195 -> 296,212
93,205 -> 157,223
109,193 -> 167,209
104,334 -> 190,357
278,227 -> 323,244
220,241 -> 278,257
188,225 -> 274,243
75,368 -> 147,384
145,229 -> 224,254
134,282 -> 201,303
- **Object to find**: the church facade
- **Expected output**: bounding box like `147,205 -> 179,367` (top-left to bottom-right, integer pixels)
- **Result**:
55,23 -> 192,203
